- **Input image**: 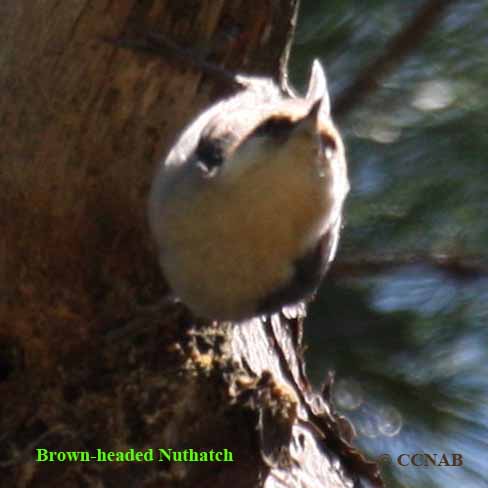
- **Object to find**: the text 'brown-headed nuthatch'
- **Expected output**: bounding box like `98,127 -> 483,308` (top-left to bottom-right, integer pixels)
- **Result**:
148,60 -> 349,321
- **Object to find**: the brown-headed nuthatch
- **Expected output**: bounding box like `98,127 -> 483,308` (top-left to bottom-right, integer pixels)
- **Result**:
148,60 -> 349,321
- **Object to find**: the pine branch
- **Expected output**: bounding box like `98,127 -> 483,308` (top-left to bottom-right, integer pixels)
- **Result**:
331,253 -> 488,280
334,0 -> 458,118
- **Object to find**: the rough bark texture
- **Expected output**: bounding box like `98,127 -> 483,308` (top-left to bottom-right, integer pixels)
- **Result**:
0,1 -> 381,487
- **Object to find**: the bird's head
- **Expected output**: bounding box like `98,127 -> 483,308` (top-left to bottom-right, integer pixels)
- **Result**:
191,60 -> 345,187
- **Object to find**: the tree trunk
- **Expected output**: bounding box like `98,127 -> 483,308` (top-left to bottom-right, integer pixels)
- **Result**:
0,1 -> 381,486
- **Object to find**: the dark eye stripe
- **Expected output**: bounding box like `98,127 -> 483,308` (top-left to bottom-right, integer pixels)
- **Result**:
253,117 -> 295,139
320,132 -> 337,158
196,137 -> 225,171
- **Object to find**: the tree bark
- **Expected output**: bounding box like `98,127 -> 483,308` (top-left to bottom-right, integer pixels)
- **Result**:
0,1 -> 381,487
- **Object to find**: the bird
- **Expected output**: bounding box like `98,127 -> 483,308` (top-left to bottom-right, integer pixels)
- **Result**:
148,60 -> 349,321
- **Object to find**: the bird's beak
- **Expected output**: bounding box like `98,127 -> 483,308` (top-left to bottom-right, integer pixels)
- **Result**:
305,60 -> 330,116
295,98 -> 322,135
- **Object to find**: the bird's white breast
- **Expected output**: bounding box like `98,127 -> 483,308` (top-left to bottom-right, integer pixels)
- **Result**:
159,138 -> 337,320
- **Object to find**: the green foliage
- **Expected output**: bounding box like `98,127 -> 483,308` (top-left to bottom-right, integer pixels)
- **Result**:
294,1 -> 488,486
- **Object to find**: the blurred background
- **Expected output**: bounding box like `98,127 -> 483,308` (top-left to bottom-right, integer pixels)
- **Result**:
290,1 -> 488,487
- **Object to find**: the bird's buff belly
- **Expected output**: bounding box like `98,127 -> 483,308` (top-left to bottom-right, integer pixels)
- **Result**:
160,184 -> 331,320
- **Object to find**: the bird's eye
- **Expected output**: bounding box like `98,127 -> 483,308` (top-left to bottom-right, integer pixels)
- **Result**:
254,117 -> 295,139
320,133 -> 337,160
196,137 -> 224,174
